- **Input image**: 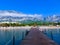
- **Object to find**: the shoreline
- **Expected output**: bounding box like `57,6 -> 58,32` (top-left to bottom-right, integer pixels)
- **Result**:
0,26 -> 60,30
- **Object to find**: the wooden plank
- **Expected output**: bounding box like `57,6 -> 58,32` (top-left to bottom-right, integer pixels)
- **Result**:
20,28 -> 58,45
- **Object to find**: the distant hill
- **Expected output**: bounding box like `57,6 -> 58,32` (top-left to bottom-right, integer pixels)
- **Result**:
0,10 -> 60,23
0,15 -> 60,23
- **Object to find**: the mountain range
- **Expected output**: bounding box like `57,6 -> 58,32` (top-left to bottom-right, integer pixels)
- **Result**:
0,15 -> 60,23
0,10 -> 60,23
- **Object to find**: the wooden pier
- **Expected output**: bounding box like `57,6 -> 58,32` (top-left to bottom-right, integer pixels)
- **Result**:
20,28 -> 58,45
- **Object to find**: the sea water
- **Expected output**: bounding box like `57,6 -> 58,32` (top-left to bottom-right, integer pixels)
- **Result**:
0,28 -> 29,45
0,28 -> 60,45
43,29 -> 60,45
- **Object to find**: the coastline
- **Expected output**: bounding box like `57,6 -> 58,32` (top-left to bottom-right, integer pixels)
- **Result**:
0,26 -> 60,30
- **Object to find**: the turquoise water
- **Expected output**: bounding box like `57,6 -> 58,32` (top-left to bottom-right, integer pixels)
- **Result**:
43,29 -> 60,45
0,28 -> 60,45
0,28 -> 29,45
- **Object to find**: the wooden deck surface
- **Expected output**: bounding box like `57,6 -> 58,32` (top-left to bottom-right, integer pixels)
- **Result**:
20,28 -> 58,45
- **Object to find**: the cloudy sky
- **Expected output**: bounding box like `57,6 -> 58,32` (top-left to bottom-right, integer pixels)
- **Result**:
0,10 -> 42,17
0,0 -> 60,16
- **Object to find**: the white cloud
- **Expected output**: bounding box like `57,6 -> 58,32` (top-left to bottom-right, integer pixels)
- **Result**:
0,10 -> 42,17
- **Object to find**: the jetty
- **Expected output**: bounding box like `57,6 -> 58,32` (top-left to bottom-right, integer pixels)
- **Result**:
20,27 -> 58,45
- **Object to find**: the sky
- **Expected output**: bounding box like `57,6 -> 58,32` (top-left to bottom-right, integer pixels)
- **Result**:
0,0 -> 60,16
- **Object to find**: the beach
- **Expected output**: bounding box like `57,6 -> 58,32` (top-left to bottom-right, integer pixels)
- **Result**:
0,26 -> 60,30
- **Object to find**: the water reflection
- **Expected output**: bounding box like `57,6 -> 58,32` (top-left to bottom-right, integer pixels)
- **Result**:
0,28 -> 29,45
43,29 -> 60,45
0,28 -> 60,45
